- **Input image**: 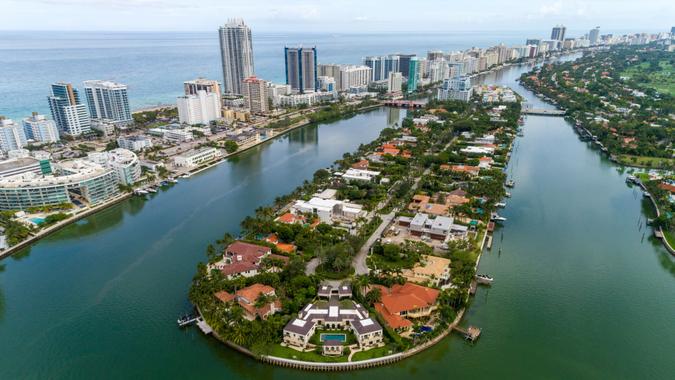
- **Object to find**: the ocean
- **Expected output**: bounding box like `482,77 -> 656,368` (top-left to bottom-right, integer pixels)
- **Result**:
0,30 -> 535,119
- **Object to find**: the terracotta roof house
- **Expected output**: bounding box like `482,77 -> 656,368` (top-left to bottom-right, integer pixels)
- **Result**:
402,255 -> 451,287
658,182 -> 675,194
351,159 -> 370,170
276,212 -> 306,225
207,241 -> 274,279
214,283 -> 281,321
373,283 -> 440,332
265,233 -> 297,254
449,165 -> 480,176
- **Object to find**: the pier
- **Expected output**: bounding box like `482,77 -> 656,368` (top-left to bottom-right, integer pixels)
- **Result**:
453,326 -> 482,342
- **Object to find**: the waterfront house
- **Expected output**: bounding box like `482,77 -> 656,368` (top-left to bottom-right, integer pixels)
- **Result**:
291,197 -> 365,224
402,255 -> 451,288
208,241 -> 287,279
215,283 -> 281,321
283,287 -> 383,352
351,159 -> 370,170
444,164 -> 480,177
340,168 -> 381,182
373,283 -> 440,333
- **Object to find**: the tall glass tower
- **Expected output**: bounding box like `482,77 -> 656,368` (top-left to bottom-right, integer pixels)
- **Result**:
218,19 -> 254,95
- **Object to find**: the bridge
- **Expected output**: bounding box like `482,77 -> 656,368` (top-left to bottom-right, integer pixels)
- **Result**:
384,100 -> 426,109
521,108 -> 566,116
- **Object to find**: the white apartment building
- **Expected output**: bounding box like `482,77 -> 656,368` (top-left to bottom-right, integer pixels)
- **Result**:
22,113 -> 60,144
278,93 -> 318,108
339,65 -> 372,92
87,148 -> 141,186
173,147 -> 222,167
267,83 -> 292,106
117,135 -> 153,152
83,80 -> 132,125
177,90 -> 222,125
163,129 -> 194,143
0,118 -> 27,153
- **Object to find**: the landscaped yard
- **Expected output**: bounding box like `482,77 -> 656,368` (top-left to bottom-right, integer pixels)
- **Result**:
351,345 -> 397,361
617,155 -> 674,169
266,344 -> 348,363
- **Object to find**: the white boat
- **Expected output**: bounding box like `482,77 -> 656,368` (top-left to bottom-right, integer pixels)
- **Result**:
146,187 -> 157,193
169,177 -> 179,184
625,175 -> 637,184
476,274 -> 494,285
491,212 -> 507,222
505,180 -> 515,188
495,202 -> 507,208
505,192 -> 512,198
134,189 -> 148,195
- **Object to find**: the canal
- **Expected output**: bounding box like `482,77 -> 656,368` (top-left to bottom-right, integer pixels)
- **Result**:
1,59 -> 674,379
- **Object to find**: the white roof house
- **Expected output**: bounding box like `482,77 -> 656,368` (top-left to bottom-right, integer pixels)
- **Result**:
341,168 -> 381,182
291,197 -> 365,224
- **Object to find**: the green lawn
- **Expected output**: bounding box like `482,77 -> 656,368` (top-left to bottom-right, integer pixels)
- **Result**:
664,230 -> 675,250
622,60 -> 675,96
266,344 -> 348,363
617,155 -> 674,169
351,345 -> 397,361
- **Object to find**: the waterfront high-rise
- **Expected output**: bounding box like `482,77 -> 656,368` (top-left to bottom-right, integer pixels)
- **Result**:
47,82 -> 91,136
184,78 -> 222,97
407,57 -> 419,93
83,80 -> 132,125
398,54 -> 416,79
551,25 -> 566,41
218,19 -> 254,95
241,76 -> 269,114
22,112 -> 60,144
0,117 -> 28,152
285,47 -> 318,94
364,55 -> 400,82
589,27 -> 600,45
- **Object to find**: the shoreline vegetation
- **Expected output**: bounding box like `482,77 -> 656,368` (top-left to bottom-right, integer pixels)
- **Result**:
188,88 -> 522,368
518,42 -> 674,252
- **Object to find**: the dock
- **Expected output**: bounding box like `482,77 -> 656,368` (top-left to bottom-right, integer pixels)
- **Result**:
486,235 -> 493,249
469,280 -> 477,295
196,318 -> 213,335
453,325 -> 482,342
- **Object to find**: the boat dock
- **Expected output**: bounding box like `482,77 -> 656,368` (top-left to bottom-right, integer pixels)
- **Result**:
453,325 -> 482,342
178,314 -> 213,335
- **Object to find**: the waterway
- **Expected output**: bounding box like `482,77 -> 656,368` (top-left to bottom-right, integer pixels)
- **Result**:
1,59 -> 675,379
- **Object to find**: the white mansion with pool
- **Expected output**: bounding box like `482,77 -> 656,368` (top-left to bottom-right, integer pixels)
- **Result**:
282,284 -> 384,353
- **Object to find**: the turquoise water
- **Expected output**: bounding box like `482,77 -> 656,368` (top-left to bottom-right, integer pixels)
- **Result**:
320,333 -> 347,342
29,217 -> 45,225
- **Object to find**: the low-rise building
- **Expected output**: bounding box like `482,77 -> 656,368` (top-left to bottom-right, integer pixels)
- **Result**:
163,129 -> 194,143
87,148 -> 141,186
117,135 -> 153,152
208,241 -> 288,280
341,168 -> 381,182
291,197 -> 365,224
173,147 -> 221,167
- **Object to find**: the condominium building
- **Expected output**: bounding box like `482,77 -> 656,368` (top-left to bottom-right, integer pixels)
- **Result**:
317,76 -> 336,92
87,148 -> 141,186
0,156 -> 51,178
439,76 -> 473,102
0,160 -> 119,210
117,135 -> 152,152
364,55 -> 400,82
83,80 -> 132,125
589,27 -> 600,45
267,83 -> 292,106
48,82 -> 91,136
338,65 -> 372,92
551,25 -> 566,41
398,54 -> 416,79
177,90 -> 222,125
241,76 -> 269,114
22,113 -> 60,145
0,117 -> 27,152
184,78 -> 221,97
218,19 -> 254,94
284,46 -> 318,93
407,57 -> 420,93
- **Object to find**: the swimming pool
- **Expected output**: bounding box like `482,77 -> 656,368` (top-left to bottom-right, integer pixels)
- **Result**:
29,217 -> 45,225
320,333 -> 346,342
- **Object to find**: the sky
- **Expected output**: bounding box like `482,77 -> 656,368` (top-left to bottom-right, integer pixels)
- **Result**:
2,0 -> 673,33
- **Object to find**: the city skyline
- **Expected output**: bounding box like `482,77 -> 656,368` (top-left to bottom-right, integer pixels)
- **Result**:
2,0 -> 674,33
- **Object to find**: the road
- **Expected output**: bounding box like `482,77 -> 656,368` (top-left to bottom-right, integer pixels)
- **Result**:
353,211 -> 395,275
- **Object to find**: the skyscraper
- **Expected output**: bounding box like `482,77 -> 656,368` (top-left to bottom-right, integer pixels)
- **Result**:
365,55 -> 400,82
398,54 -> 416,79
285,47 -> 318,94
184,78 -> 222,97
551,25 -> 566,44
407,57 -> 419,93
83,80 -> 132,125
242,76 -> 269,114
589,27 -> 600,45
387,72 -> 403,94
48,82 -> 91,136
218,19 -> 254,95
177,90 -> 221,125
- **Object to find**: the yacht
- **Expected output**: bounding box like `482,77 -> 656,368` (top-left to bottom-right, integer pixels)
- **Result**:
495,202 -> 507,208
491,212 -> 507,222
476,274 -> 494,285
